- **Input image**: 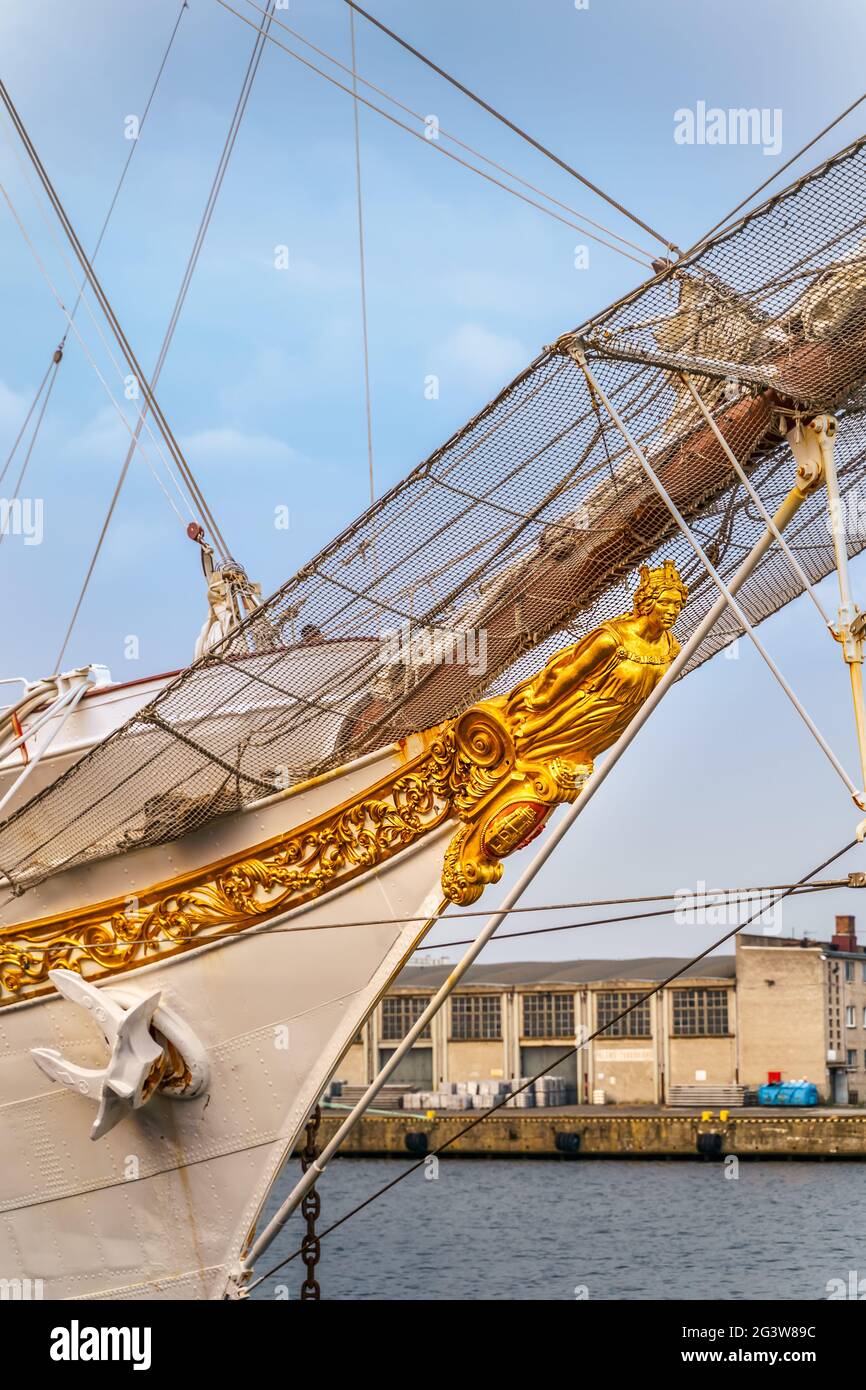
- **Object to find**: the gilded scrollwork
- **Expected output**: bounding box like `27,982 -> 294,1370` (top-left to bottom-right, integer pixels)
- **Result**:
435,560 -> 689,904
0,561 -> 689,1000
0,756 -> 451,1001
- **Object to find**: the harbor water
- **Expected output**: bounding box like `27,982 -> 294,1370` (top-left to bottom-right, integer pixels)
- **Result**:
249,1157 -> 866,1301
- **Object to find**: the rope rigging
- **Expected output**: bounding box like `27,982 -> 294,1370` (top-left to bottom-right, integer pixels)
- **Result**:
680,374 -> 835,631
0,130 -> 199,526
349,5 -> 375,506
341,0 -> 678,256
234,0 -> 658,267
54,0 -> 279,670
683,88 -> 866,257
573,355 -> 864,806
0,177 -> 194,532
0,350 -> 55,491
8,877 -> 851,953
215,0 -> 656,269
1,16 -> 864,909
0,75 -> 231,562
0,346 -> 62,553
0,1 -> 190,544
246,834 -> 861,1294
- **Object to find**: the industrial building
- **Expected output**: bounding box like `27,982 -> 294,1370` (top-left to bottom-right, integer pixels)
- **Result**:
337,915 -> 866,1105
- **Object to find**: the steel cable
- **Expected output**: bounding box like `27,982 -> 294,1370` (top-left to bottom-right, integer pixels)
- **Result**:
246,835 -> 860,1292
341,0 -> 677,254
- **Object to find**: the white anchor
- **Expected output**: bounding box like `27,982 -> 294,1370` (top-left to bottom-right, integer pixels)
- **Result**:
31,969 -> 165,1141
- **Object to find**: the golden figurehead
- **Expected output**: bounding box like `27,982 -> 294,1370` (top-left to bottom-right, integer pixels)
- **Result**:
436,560 -> 688,903
0,563 -> 688,993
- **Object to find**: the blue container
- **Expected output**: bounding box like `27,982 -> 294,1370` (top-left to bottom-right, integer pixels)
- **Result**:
757,1081 -> 819,1106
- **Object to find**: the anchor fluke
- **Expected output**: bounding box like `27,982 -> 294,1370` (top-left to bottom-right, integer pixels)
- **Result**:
31,970 -> 164,1140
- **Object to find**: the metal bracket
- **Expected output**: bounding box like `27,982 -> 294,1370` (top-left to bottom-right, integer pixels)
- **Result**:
788,415 -> 866,812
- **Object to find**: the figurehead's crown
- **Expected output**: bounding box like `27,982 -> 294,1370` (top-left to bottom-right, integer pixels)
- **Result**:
632,559 -> 688,615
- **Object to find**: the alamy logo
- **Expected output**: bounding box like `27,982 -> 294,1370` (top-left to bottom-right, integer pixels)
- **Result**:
674,102 -> 782,156
378,620 -> 488,677
0,1276 -> 43,1299
0,497 -> 42,545
49,1320 -> 152,1371
674,880 -> 781,933
828,491 -> 866,540
826,1270 -> 866,1300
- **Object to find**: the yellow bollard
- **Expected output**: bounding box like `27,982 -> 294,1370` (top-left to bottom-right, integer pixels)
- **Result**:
719,1109 -> 729,1122
701,1110 -> 713,1122
426,1109 -> 436,1120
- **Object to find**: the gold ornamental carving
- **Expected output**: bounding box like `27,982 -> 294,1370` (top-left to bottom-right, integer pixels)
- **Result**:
0,755 -> 452,1001
435,560 -> 688,904
0,562 -> 687,1001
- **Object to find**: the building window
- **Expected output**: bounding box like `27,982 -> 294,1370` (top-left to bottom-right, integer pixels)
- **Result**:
596,991 -> 651,1038
522,991 -> 575,1038
381,995 -> 431,1041
451,993 -> 501,1040
672,988 -> 729,1036
847,1049 -> 857,1067
862,962 -> 866,983
846,1005 -> 856,1028
845,961 -> 855,982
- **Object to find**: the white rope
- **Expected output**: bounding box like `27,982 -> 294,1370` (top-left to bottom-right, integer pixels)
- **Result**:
214,0 -> 655,269
0,352 -> 61,551
0,679 -> 90,819
0,76 -> 232,557
0,178 -> 189,526
349,6 -> 375,505
0,127 -> 195,522
680,373 -> 836,631
576,350 -> 863,805
0,2 -> 188,496
239,0 -> 656,264
0,352 -> 54,489
55,0 -> 280,668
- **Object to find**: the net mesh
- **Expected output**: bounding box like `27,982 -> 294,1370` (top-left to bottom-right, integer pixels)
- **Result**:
583,132 -> 866,406
3,134 -> 866,895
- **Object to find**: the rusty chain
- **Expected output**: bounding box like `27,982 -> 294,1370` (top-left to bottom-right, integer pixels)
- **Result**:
299,1104 -> 322,1300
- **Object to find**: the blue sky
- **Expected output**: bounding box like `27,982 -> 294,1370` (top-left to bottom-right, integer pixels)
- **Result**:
2,0 -> 866,956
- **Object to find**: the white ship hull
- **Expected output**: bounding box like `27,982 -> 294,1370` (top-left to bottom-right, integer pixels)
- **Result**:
0,739 -> 451,1300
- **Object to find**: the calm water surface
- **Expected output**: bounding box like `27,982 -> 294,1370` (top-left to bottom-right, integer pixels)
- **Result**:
249,1157 -> 866,1301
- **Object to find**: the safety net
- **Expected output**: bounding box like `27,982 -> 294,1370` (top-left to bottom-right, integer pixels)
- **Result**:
2,133 -> 866,895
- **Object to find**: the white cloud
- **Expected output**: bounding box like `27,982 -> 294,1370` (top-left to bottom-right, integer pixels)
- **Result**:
436,322 -> 529,390
0,383 -> 301,481
180,426 -> 296,466
216,329 -> 360,415
435,268 -> 540,316
0,379 -> 31,439
63,406 -> 129,467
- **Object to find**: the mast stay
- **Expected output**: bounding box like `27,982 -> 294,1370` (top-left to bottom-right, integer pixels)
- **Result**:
2,116 -> 866,900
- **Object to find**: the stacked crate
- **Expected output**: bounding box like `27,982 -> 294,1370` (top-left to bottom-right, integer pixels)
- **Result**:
401,1077 -> 568,1110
